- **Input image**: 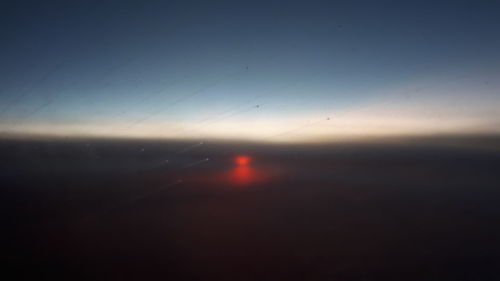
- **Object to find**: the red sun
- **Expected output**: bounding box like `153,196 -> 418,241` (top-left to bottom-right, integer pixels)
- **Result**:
235,155 -> 251,166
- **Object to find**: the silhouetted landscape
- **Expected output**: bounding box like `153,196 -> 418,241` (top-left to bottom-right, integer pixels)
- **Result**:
2,1 -> 500,279
3,137 -> 500,280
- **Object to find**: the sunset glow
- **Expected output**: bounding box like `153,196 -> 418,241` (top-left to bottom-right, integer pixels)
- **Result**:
235,156 -> 251,166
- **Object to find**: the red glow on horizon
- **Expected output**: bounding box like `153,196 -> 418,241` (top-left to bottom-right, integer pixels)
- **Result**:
235,155 -> 251,166
230,155 -> 255,186
192,155 -> 283,188
232,166 -> 253,186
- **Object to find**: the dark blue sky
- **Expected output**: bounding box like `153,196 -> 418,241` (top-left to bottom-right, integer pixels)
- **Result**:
1,0 -> 499,141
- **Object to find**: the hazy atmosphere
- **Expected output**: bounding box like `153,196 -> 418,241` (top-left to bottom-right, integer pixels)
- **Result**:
2,1 -> 500,281
1,0 -> 499,142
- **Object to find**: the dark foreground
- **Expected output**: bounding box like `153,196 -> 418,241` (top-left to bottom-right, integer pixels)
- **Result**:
2,139 -> 500,281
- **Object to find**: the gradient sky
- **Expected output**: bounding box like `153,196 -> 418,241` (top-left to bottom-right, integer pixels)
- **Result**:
1,0 -> 499,142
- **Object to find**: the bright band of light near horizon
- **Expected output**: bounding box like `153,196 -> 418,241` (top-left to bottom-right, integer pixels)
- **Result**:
1,0 -> 499,143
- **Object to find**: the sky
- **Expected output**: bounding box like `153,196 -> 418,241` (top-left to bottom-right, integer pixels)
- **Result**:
0,0 -> 499,142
